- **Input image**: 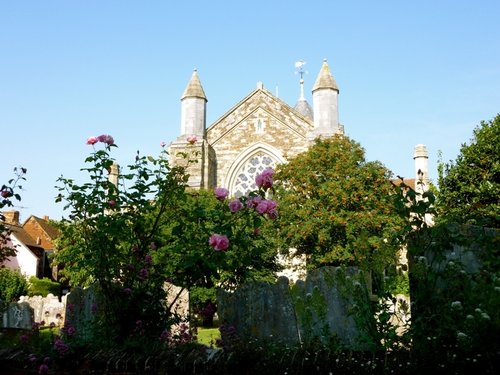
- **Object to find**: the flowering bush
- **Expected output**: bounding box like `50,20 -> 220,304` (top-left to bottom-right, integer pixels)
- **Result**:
53,135 -> 279,351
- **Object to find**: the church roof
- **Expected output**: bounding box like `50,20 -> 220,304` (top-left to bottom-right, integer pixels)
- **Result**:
312,59 -> 339,93
181,69 -> 207,100
294,99 -> 314,120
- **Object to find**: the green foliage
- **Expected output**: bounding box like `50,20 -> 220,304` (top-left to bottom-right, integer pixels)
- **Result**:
28,276 -> 60,297
273,135 -> 405,273
53,138 -> 278,350
0,167 -> 27,264
438,114 -> 500,228
0,267 -> 28,302
394,136 -> 500,368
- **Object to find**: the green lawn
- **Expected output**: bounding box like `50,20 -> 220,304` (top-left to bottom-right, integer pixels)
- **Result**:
197,327 -> 220,347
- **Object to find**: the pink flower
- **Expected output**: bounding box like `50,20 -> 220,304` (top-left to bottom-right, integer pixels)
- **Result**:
187,134 -> 198,144
108,200 -> 116,208
160,141 -> 166,147
86,136 -> 98,145
246,195 -> 262,208
38,364 -> 50,375
138,268 -> 149,281
255,199 -> 277,214
255,167 -> 274,189
208,234 -> 229,251
228,199 -> 243,213
254,199 -> 278,219
214,187 -> 229,201
97,134 -> 115,145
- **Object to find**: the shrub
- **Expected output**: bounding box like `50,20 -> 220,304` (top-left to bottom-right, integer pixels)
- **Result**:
0,268 -> 28,302
28,277 -> 60,297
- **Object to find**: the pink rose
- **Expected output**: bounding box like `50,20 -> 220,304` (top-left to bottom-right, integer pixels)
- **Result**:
255,199 -> 278,218
187,135 -> 198,144
97,134 -> 115,145
86,136 -> 98,145
228,199 -> 243,213
214,187 -> 229,201
208,234 -> 229,251
255,200 -> 269,214
255,167 -> 274,189
246,195 -> 262,208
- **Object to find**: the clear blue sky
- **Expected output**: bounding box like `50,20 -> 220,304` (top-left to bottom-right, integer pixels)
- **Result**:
1,0 -> 499,222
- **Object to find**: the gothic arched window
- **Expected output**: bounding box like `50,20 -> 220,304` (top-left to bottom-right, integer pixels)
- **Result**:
232,152 -> 276,197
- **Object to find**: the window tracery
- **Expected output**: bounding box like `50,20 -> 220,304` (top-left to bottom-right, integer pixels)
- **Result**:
232,152 -> 276,197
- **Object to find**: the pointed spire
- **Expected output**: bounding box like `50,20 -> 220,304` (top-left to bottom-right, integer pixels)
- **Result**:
312,59 -> 339,93
181,69 -> 207,100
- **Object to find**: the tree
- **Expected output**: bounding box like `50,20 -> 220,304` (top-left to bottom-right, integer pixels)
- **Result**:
273,135 -> 405,273
437,114 -> 500,228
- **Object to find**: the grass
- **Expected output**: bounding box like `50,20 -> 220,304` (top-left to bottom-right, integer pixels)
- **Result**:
197,327 -> 220,347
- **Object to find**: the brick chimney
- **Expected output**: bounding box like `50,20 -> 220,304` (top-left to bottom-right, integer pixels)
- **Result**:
3,210 -> 20,225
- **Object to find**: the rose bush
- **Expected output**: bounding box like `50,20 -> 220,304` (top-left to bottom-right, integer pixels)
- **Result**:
53,135 -> 279,350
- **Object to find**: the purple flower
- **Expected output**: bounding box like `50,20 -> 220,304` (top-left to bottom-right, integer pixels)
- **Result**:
108,200 -> 116,208
38,364 -> 49,375
97,134 -> 115,145
214,187 -> 229,201
228,199 -> 243,213
144,254 -> 152,265
208,234 -> 229,251
255,167 -> 274,190
54,337 -> 70,357
138,268 -> 149,281
246,195 -> 262,209
123,288 -> 133,296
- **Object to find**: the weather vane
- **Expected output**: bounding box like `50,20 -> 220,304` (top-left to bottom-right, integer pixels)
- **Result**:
294,60 -> 307,79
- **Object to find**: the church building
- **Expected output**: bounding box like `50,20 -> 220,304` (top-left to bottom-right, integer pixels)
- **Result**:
169,59 -> 429,196
169,59 -> 346,195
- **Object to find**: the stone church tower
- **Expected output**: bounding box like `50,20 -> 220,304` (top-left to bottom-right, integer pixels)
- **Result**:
169,59 -> 343,195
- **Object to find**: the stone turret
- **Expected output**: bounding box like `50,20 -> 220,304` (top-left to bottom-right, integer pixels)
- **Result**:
311,59 -> 342,138
170,69 -> 213,189
180,69 -> 207,138
413,144 -> 429,193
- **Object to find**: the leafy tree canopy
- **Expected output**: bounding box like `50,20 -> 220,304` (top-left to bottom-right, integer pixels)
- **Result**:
437,114 -> 500,228
273,135 -> 405,272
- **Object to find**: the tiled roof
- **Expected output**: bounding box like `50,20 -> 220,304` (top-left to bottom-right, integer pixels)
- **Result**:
391,178 -> 416,191
3,223 -> 45,259
30,216 -> 60,240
